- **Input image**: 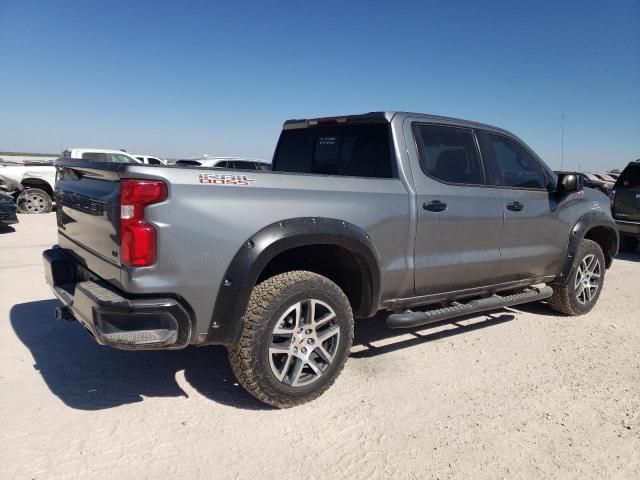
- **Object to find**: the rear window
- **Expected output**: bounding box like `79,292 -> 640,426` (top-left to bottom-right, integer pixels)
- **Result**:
620,164 -> 640,187
273,124 -> 394,178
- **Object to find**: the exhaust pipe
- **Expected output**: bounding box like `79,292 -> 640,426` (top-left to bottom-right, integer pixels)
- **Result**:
55,305 -> 75,321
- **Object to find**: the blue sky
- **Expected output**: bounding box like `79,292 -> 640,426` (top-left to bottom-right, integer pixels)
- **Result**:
1,0 -> 638,170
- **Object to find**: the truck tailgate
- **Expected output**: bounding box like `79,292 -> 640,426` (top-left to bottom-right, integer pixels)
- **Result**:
55,162 -> 122,266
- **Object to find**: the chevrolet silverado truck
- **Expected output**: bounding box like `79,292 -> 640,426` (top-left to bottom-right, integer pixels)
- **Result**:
43,112 -> 619,408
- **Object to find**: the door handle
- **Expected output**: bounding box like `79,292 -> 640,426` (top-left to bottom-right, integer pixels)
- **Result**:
423,200 -> 447,212
507,201 -> 524,212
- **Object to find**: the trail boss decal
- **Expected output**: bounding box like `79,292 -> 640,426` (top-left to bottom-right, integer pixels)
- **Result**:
198,173 -> 255,186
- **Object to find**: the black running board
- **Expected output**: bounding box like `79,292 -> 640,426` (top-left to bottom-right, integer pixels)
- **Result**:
386,286 -> 553,329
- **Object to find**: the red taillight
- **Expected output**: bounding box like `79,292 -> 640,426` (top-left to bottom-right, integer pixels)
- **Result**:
120,179 -> 167,267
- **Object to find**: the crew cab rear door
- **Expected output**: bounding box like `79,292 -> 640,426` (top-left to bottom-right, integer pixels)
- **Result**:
478,130 -> 568,282
405,120 -> 503,295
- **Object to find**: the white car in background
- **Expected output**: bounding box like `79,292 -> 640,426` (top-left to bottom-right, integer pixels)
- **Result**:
175,155 -> 270,170
0,149 -> 143,214
133,154 -> 166,165
61,148 -> 143,164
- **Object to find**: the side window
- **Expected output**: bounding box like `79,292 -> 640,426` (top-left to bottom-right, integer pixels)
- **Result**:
413,124 -> 484,185
81,152 -> 109,162
147,158 -> 161,165
484,133 -> 547,189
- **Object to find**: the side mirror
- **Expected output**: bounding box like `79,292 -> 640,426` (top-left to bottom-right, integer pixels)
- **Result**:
557,173 -> 583,194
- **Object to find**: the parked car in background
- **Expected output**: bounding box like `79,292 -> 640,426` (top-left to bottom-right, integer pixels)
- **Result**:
593,172 -> 617,184
0,148 -> 144,214
61,149 -> 143,164
134,155 -> 166,165
610,161 -> 640,252
0,191 -> 19,226
0,162 -> 56,214
176,155 -> 270,170
579,173 -> 613,194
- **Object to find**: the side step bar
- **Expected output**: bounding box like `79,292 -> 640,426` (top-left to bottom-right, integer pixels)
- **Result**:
387,286 -> 553,329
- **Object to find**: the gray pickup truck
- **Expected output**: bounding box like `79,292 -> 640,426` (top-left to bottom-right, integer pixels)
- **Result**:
43,112 -> 618,408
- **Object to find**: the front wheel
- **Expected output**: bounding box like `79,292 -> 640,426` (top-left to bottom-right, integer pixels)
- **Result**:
17,188 -> 53,214
549,239 -> 606,316
229,271 -> 354,408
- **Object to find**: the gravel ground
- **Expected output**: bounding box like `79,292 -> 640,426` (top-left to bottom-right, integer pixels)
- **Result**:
1,214 -> 639,479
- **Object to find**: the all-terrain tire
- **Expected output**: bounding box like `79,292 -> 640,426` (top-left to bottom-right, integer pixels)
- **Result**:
548,239 -> 606,316
229,271 -> 354,408
16,188 -> 53,214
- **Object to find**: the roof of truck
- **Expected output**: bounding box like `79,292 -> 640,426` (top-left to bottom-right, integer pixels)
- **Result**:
283,111 -> 513,136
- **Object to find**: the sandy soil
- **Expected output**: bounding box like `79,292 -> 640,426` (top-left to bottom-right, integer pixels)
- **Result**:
1,214 -> 639,479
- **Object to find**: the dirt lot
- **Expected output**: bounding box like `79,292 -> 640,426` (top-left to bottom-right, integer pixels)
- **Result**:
1,213 -> 639,479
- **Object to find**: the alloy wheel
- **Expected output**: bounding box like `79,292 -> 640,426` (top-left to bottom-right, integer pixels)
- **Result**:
574,253 -> 601,305
268,299 -> 340,387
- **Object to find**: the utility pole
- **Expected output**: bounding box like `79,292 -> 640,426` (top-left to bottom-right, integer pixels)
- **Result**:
560,112 -> 565,171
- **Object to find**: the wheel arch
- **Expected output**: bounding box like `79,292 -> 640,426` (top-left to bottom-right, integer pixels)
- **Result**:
21,178 -> 54,197
556,212 -> 619,285
203,217 -> 381,346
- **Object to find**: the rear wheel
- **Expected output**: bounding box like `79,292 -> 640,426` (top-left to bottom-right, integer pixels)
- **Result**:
229,271 -> 354,408
16,188 -> 52,214
619,235 -> 639,253
549,239 -> 605,316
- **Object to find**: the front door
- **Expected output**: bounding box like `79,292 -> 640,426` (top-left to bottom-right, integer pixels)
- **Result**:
406,121 -> 504,296
479,131 -> 568,282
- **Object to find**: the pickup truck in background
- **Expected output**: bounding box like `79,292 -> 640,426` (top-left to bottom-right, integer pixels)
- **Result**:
610,160 -> 640,252
0,149 -> 145,214
43,112 -> 618,408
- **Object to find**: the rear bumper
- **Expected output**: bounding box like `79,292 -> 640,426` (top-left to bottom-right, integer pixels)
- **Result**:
616,220 -> 640,236
43,247 -> 193,350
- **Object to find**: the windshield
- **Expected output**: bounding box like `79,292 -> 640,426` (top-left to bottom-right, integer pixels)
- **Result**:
620,164 -> 640,187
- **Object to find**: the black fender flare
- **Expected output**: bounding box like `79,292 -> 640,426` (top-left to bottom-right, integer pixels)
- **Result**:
555,211 -> 619,285
203,217 -> 381,346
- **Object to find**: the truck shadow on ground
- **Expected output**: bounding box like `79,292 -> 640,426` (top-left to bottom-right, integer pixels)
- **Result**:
12,299 -> 514,411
